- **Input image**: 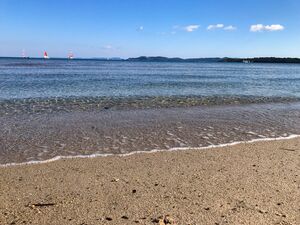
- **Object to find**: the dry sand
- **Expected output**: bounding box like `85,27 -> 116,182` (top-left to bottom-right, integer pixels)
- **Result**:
0,138 -> 299,225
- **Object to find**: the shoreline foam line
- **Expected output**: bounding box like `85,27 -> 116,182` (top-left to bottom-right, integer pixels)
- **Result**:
1,134 -> 300,168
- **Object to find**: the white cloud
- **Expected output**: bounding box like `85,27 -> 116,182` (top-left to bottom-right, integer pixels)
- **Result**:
250,24 -> 265,32
250,24 -> 284,32
224,25 -> 237,31
207,24 -> 224,30
265,24 -> 285,31
184,24 -> 200,32
207,24 -> 236,31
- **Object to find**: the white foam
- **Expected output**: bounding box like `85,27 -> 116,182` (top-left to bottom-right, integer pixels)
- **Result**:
1,134 -> 300,168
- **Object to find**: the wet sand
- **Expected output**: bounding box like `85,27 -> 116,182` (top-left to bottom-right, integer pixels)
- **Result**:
1,137 -> 299,225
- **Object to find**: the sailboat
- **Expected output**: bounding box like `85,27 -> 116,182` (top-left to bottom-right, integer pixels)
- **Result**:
21,49 -> 29,59
243,59 -> 251,64
44,51 -> 49,59
68,51 -> 74,59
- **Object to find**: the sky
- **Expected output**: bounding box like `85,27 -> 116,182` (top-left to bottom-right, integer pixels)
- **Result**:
0,0 -> 300,58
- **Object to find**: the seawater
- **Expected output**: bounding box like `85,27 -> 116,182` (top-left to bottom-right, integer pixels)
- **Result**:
0,58 -> 300,164
1,58 -> 300,100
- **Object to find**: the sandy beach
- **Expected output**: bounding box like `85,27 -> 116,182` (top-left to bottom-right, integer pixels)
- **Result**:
2,1 -> 300,224
0,138 -> 299,225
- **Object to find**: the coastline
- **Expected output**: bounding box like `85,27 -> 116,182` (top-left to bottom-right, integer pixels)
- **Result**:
2,102 -> 300,165
1,137 -> 299,225
1,134 -> 299,167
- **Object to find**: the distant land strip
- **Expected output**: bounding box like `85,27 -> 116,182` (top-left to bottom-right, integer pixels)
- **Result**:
127,56 -> 300,63
1,56 -> 300,63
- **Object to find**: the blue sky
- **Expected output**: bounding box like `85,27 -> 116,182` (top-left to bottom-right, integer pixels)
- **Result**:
0,0 -> 300,58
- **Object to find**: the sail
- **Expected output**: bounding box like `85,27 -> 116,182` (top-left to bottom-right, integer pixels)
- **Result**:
22,49 -> 26,58
44,51 -> 49,59
68,51 -> 74,59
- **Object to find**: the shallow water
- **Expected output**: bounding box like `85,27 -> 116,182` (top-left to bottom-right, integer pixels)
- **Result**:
1,102 -> 300,164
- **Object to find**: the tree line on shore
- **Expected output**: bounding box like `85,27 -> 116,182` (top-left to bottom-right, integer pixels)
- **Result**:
127,56 -> 300,63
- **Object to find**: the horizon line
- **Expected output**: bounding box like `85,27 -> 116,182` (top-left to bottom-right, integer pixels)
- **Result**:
1,56 -> 300,60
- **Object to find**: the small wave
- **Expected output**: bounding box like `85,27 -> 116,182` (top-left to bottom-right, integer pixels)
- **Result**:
1,134 -> 299,168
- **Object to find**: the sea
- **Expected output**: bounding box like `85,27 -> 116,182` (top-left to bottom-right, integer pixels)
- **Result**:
1,58 -> 300,165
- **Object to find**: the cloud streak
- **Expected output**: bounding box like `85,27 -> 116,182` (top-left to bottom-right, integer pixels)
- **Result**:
224,25 -> 237,31
207,24 -> 237,31
207,24 -> 224,30
250,24 -> 284,32
184,25 -> 200,32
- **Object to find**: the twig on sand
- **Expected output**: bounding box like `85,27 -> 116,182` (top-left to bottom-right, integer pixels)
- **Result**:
280,148 -> 297,152
29,203 -> 56,208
